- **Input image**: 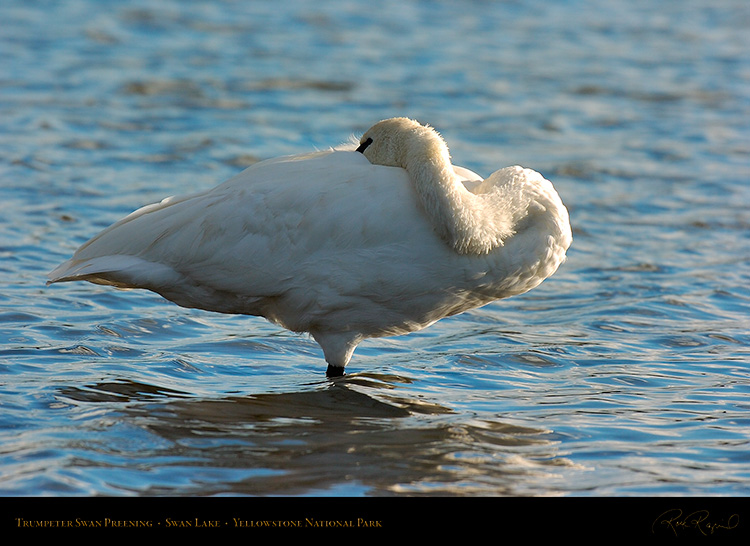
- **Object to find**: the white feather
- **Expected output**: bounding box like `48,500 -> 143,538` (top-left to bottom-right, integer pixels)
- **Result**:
48,118 -> 571,374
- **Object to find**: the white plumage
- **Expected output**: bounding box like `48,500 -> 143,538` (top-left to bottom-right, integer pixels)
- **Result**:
48,117 -> 572,375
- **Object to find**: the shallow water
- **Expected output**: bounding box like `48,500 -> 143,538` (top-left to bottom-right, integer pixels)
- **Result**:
1,0 -> 749,497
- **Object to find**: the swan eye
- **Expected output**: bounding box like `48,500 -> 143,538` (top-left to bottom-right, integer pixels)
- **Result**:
356,137 -> 373,154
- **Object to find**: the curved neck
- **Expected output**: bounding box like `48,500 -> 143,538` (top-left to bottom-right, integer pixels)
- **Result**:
407,157 -> 511,255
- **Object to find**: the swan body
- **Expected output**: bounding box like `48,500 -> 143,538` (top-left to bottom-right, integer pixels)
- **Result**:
48,118 -> 571,375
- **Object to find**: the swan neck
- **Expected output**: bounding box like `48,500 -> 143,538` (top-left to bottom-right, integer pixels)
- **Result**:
407,158 -> 500,255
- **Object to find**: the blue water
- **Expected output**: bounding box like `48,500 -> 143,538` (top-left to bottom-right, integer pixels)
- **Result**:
1,0 -> 749,497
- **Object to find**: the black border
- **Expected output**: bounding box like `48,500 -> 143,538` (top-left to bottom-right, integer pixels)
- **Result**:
3,496 -> 748,539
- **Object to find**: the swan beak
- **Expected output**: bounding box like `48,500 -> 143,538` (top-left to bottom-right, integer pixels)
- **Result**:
355,137 -> 373,154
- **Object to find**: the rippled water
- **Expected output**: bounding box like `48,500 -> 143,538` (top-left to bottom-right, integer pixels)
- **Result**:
1,0 -> 749,498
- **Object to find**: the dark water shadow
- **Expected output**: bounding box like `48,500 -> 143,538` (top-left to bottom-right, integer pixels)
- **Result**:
58,374 -> 561,496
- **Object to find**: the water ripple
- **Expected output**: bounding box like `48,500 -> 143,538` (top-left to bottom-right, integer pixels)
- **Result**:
1,0 -> 749,497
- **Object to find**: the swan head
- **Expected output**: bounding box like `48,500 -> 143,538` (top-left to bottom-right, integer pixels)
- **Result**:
357,117 -> 492,254
357,117 -> 451,172
355,117 -> 566,258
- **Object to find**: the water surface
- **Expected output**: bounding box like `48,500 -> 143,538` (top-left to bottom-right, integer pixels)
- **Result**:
1,0 -> 749,497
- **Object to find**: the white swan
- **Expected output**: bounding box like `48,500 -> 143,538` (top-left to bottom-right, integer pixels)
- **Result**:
48,117 -> 572,376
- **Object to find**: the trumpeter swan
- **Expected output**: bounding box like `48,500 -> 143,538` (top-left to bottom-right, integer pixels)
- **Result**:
48,118 -> 572,376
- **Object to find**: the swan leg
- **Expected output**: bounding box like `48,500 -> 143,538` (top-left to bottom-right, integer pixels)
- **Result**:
311,330 -> 362,375
326,364 -> 346,377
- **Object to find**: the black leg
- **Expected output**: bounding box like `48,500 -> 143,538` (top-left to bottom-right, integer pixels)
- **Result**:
326,364 -> 345,377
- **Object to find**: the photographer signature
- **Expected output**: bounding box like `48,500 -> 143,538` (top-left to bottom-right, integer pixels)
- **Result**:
652,508 -> 739,537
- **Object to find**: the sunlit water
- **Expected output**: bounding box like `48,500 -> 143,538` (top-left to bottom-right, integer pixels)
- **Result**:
1,0 -> 749,497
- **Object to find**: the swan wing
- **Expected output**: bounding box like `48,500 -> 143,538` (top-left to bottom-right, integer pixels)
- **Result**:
48,151 -> 441,321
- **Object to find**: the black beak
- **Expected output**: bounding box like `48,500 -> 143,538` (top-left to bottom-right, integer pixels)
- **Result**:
356,137 -> 373,154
